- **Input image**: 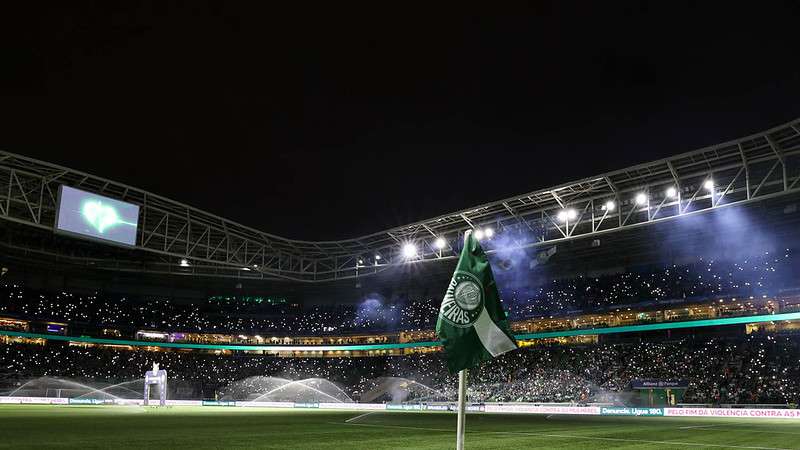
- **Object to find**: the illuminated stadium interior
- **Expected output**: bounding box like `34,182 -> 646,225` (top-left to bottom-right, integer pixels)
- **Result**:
5,3 -> 800,447
1,119 -> 800,408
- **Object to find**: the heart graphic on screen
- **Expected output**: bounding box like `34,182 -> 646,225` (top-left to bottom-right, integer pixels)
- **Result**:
81,200 -> 121,233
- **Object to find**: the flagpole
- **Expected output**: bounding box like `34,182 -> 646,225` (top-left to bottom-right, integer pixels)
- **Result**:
456,368 -> 467,450
456,230 -> 471,450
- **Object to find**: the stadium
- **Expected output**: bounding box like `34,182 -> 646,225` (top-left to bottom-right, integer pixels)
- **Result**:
2,117 -> 800,449
4,3 -> 800,449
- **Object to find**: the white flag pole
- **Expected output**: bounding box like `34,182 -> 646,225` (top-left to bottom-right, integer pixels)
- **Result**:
455,229 -> 472,450
456,368 -> 467,450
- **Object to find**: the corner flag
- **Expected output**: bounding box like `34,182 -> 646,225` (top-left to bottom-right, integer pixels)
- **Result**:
436,230 -> 518,374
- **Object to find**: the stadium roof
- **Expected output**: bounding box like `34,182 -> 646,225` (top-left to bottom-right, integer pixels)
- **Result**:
1,118 -> 799,282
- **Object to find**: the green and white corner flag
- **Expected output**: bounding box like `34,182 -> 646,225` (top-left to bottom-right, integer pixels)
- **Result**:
436,230 -> 518,374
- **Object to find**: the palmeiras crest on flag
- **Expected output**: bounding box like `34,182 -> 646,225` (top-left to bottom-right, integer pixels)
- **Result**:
439,271 -> 484,327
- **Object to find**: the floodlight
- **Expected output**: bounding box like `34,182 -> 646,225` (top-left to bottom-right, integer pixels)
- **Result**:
434,237 -> 446,249
604,200 -> 616,211
557,211 -> 568,222
357,259 -> 364,265
704,180 -> 714,190
666,187 -> 677,198
484,228 -> 494,238
374,254 -> 381,260
402,243 -> 417,258
566,209 -> 577,220
635,193 -> 647,205
473,229 -> 484,240
179,258 -> 190,267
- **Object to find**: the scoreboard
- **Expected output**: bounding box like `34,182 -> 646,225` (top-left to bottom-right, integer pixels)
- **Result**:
55,185 -> 140,247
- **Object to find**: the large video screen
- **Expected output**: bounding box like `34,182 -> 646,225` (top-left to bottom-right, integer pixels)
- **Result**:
55,185 -> 140,247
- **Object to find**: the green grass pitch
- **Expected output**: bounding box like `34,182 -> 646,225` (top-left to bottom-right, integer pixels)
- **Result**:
0,405 -> 797,449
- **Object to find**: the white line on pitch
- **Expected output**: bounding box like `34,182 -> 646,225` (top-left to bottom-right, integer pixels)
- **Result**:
680,425 -> 718,429
345,411 -> 380,423
331,422 -> 451,432
336,421 -> 791,450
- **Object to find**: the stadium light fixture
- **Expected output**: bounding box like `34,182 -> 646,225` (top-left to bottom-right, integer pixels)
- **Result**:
635,193 -> 647,205
474,229 -> 484,240
179,258 -> 190,267
374,254 -> 381,260
604,200 -> 616,211
484,227 -> 494,238
434,237 -> 446,249
704,179 -> 714,191
357,258 -> 364,265
402,243 -> 417,258
241,267 -> 251,271
666,187 -> 677,198
558,209 -> 577,222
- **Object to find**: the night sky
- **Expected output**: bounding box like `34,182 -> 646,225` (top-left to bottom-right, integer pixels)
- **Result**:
2,2 -> 799,240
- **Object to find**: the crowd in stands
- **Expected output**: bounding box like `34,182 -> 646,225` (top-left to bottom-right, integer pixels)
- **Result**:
0,250 -> 794,336
1,335 -> 798,405
1,250 -> 799,406
503,250 -> 793,317
463,334 -> 800,405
